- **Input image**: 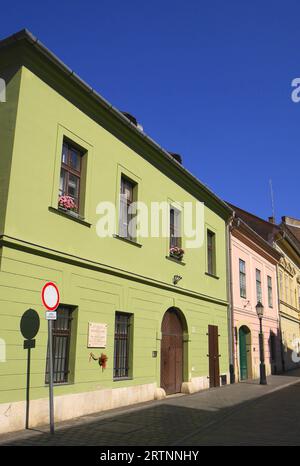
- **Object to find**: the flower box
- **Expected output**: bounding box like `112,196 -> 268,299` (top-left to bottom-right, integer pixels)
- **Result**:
58,195 -> 78,216
169,247 -> 185,261
58,206 -> 79,218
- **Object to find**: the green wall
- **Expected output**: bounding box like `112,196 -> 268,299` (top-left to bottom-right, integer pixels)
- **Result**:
0,246 -> 229,404
0,67 -> 21,234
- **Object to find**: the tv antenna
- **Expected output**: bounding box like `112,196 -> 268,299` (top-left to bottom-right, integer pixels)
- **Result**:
269,179 -> 275,221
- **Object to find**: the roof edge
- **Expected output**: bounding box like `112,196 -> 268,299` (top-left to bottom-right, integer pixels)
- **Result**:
232,216 -> 282,262
0,29 -> 233,217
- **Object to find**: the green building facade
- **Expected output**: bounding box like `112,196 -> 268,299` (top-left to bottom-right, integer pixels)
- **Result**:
0,30 -> 232,433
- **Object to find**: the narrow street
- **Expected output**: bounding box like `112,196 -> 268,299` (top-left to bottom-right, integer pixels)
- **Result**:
1,371 -> 300,446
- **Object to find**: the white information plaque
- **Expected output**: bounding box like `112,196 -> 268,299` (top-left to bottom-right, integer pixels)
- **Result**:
87,322 -> 107,348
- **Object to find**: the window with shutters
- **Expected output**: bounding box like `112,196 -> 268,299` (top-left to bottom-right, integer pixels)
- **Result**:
290,277 -> 293,306
267,275 -> 273,308
169,206 -> 182,249
285,274 -> 289,304
256,268 -> 262,303
119,176 -> 137,240
279,271 -> 283,297
207,230 -> 216,276
239,259 -> 246,298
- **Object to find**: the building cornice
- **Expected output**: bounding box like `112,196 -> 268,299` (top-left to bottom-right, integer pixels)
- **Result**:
0,234 -> 229,307
231,217 -> 282,264
279,309 -> 300,324
276,225 -> 300,264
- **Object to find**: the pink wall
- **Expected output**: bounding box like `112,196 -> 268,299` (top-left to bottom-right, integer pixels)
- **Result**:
231,232 -> 282,380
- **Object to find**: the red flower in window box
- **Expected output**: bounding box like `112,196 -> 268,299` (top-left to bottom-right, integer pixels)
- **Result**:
58,195 -> 77,212
169,247 -> 185,260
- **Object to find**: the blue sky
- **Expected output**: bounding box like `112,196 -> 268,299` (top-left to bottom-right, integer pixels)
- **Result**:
2,1 -> 300,221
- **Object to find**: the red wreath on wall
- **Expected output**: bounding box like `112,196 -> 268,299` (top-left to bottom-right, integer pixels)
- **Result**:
89,352 -> 108,372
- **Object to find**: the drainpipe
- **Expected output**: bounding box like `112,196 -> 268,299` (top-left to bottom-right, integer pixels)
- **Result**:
226,216 -> 235,384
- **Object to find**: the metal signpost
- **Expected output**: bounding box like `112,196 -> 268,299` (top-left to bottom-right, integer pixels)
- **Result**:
41,282 -> 60,435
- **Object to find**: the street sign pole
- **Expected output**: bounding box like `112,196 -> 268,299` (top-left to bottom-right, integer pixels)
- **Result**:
48,318 -> 55,435
42,282 -> 60,436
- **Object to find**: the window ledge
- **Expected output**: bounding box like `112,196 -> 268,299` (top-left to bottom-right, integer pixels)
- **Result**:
49,207 -> 92,227
205,272 -> 219,279
113,234 -> 142,248
113,377 -> 133,382
45,382 -> 74,387
166,256 -> 186,266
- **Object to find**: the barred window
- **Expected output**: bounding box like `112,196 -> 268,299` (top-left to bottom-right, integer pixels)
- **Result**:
239,259 -> 246,298
267,275 -> 273,308
113,312 -> 132,379
45,306 -> 74,384
256,269 -> 262,303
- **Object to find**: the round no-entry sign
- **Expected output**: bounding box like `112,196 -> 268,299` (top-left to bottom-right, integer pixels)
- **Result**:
42,282 -> 60,311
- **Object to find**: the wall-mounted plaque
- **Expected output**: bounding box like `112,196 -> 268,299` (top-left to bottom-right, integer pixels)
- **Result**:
87,322 -> 107,348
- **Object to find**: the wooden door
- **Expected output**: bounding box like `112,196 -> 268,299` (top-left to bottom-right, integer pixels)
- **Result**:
208,325 -> 220,388
161,309 -> 183,395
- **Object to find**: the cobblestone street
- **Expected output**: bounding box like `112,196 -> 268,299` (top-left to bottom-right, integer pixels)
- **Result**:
1,371 -> 300,446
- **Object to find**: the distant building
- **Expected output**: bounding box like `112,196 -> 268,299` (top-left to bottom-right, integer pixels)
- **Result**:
229,205 -> 300,376
229,212 -> 282,380
276,217 -> 300,371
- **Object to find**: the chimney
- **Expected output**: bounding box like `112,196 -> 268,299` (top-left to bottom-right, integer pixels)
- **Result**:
268,216 -> 275,224
121,112 -> 143,132
168,152 -> 183,164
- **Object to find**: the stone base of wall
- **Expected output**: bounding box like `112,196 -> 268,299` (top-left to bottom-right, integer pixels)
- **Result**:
181,376 -> 209,394
181,373 -> 230,394
0,382 -> 157,435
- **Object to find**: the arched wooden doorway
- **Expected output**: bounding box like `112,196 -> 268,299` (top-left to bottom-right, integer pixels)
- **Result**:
239,326 -> 252,380
160,308 -> 185,395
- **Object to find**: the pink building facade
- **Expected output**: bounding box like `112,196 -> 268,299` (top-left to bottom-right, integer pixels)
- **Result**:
231,221 -> 282,381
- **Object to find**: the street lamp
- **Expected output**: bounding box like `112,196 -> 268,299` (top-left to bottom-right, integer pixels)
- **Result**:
256,301 -> 267,385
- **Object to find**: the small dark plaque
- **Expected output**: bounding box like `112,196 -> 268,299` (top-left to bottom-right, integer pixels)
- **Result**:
24,339 -> 36,349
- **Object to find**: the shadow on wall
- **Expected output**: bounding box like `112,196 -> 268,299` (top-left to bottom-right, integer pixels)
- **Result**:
20,309 -> 40,429
280,331 -> 300,373
268,329 -> 282,375
268,327 -> 300,375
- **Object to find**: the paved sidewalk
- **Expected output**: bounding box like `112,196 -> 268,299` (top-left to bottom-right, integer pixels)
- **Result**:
1,370 -> 300,446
